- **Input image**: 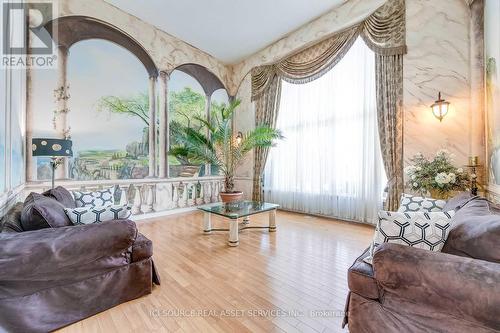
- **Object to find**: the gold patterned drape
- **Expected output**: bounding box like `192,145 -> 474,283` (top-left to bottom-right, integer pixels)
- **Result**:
251,0 -> 406,208
376,54 -> 404,210
252,74 -> 282,201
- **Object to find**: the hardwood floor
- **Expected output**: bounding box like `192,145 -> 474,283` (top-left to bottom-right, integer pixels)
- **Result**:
59,210 -> 374,333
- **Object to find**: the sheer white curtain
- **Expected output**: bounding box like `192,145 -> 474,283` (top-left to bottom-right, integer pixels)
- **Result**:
264,38 -> 386,224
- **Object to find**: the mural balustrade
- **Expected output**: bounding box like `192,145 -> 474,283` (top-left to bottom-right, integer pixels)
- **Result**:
24,176 -> 224,217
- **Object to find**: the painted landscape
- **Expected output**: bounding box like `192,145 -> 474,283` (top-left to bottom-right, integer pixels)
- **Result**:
34,40 -> 228,181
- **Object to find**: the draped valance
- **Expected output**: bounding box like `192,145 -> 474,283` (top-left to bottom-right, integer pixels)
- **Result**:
251,0 -> 407,101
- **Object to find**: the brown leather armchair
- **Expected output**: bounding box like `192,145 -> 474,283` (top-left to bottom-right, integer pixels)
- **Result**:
344,194 -> 500,333
0,207 -> 160,333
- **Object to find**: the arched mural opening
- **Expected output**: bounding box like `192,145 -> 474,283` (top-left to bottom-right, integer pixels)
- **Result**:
32,16 -> 159,181
33,38 -> 152,181
68,39 -> 150,180
168,65 -> 229,178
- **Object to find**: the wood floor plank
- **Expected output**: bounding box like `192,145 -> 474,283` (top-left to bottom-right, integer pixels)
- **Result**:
57,210 -> 373,333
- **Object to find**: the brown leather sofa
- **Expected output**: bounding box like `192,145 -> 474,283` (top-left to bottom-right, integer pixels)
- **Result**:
343,193 -> 500,333
0,201 -> 160,332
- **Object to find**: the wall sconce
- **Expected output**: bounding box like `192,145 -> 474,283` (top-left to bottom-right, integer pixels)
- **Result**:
236,132 -> 243,145
430,92 -> 450,122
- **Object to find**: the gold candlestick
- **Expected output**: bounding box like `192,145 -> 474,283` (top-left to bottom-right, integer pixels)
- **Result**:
468,156 -> 478,167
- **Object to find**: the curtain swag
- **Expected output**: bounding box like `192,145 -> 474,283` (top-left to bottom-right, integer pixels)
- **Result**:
251,0 -> 406,210
251,0 -> 407,101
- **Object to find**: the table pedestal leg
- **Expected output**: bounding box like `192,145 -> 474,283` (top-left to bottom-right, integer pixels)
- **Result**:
269,209 -> 276,232
228,218 -> 239,247
203,212 -> 212,234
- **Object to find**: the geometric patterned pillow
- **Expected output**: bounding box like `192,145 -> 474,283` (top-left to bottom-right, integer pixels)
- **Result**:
364,210 -> 455,264
72,186 -> 115,208
64,204 -> 131,225
397,193 -> 447,213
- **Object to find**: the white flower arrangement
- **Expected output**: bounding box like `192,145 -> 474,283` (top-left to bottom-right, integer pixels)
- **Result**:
405,150 -> 470,197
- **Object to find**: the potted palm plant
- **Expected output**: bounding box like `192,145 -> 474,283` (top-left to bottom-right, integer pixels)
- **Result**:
169,99 -> 282,202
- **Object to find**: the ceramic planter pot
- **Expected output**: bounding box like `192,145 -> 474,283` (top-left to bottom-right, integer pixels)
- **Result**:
220,191 -> 243,203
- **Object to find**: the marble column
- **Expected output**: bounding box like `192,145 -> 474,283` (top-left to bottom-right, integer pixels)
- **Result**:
204,93 -> 212,176
148,76 -> 157,178
54,45 -> 70,179
25,66 -> 34,181
469,0 -> 485,165
158,71 -> 169,178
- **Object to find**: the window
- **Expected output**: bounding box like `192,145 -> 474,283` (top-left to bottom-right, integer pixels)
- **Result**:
264,38 -> 386,224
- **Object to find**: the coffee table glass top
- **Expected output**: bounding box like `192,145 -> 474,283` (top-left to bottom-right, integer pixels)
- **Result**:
198,201 -> 279,219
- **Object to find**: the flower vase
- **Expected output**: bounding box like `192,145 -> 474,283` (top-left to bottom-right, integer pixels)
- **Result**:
428,189 -> 449,200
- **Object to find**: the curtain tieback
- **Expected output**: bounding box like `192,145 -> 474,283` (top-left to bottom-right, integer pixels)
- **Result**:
387,176 -> 397,187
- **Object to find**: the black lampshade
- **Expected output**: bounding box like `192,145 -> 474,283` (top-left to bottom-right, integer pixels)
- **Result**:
32,138 -> 73,157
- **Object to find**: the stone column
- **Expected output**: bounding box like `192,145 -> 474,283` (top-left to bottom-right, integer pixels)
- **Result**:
26,66 -> 34,181
148,76 -> 157,177
204,93 -> 212,176
54,45 -> 70,179
158,71 -> 169,178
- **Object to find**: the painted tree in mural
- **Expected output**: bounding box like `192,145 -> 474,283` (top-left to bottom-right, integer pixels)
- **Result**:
85,87 -> 226,180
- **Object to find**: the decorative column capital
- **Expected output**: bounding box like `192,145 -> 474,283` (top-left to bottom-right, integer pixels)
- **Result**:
56,44 -> 70,54
159,70 -> 170,80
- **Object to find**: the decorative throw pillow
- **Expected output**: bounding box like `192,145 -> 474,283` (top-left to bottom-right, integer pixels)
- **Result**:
397,193 -> 446,212
72,186 -> 115,208
364,210 -> 455,264
43,186 -> 76,208
64,204 -> 132,225
0,202 -> 24,233
21,192 -> 73,231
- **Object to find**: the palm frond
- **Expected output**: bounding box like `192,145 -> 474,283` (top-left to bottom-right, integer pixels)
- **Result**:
169,99 -> 282,191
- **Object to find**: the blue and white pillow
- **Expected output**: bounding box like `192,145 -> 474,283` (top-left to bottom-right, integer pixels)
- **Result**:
64,204 -> 132,225
397,194 -> 446,213
72,186 -> 115,208
364,210 -> 455,264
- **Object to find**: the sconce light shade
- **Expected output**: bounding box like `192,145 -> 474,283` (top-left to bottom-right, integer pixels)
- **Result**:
431,92 -> 450,122
32,138 -> 73,157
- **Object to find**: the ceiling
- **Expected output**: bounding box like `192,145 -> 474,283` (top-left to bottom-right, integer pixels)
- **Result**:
104,0 -> 347,64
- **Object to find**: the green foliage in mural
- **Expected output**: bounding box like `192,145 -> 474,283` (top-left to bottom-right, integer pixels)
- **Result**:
169,87 -> 205,128
98,93 -> 150,125
88,88 -> 228,178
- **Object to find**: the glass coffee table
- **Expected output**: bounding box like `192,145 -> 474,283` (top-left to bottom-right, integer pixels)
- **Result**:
198,201 -> 279,247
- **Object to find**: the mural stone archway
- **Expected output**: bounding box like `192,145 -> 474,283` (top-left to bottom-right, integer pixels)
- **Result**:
165,63 -> 231,177
27,16 -> 159,180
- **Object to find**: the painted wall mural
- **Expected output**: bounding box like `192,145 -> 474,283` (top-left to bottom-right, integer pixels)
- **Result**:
33,39 -> 150,181
31,40 -> 229,181
168,70 -> 228,178
485,0 -> 500,189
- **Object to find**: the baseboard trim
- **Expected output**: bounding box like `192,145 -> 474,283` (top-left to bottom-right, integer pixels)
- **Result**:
131,206 -> 199,222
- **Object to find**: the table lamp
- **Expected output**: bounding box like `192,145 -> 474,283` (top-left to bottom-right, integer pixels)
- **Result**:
32,138 -> 73,189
